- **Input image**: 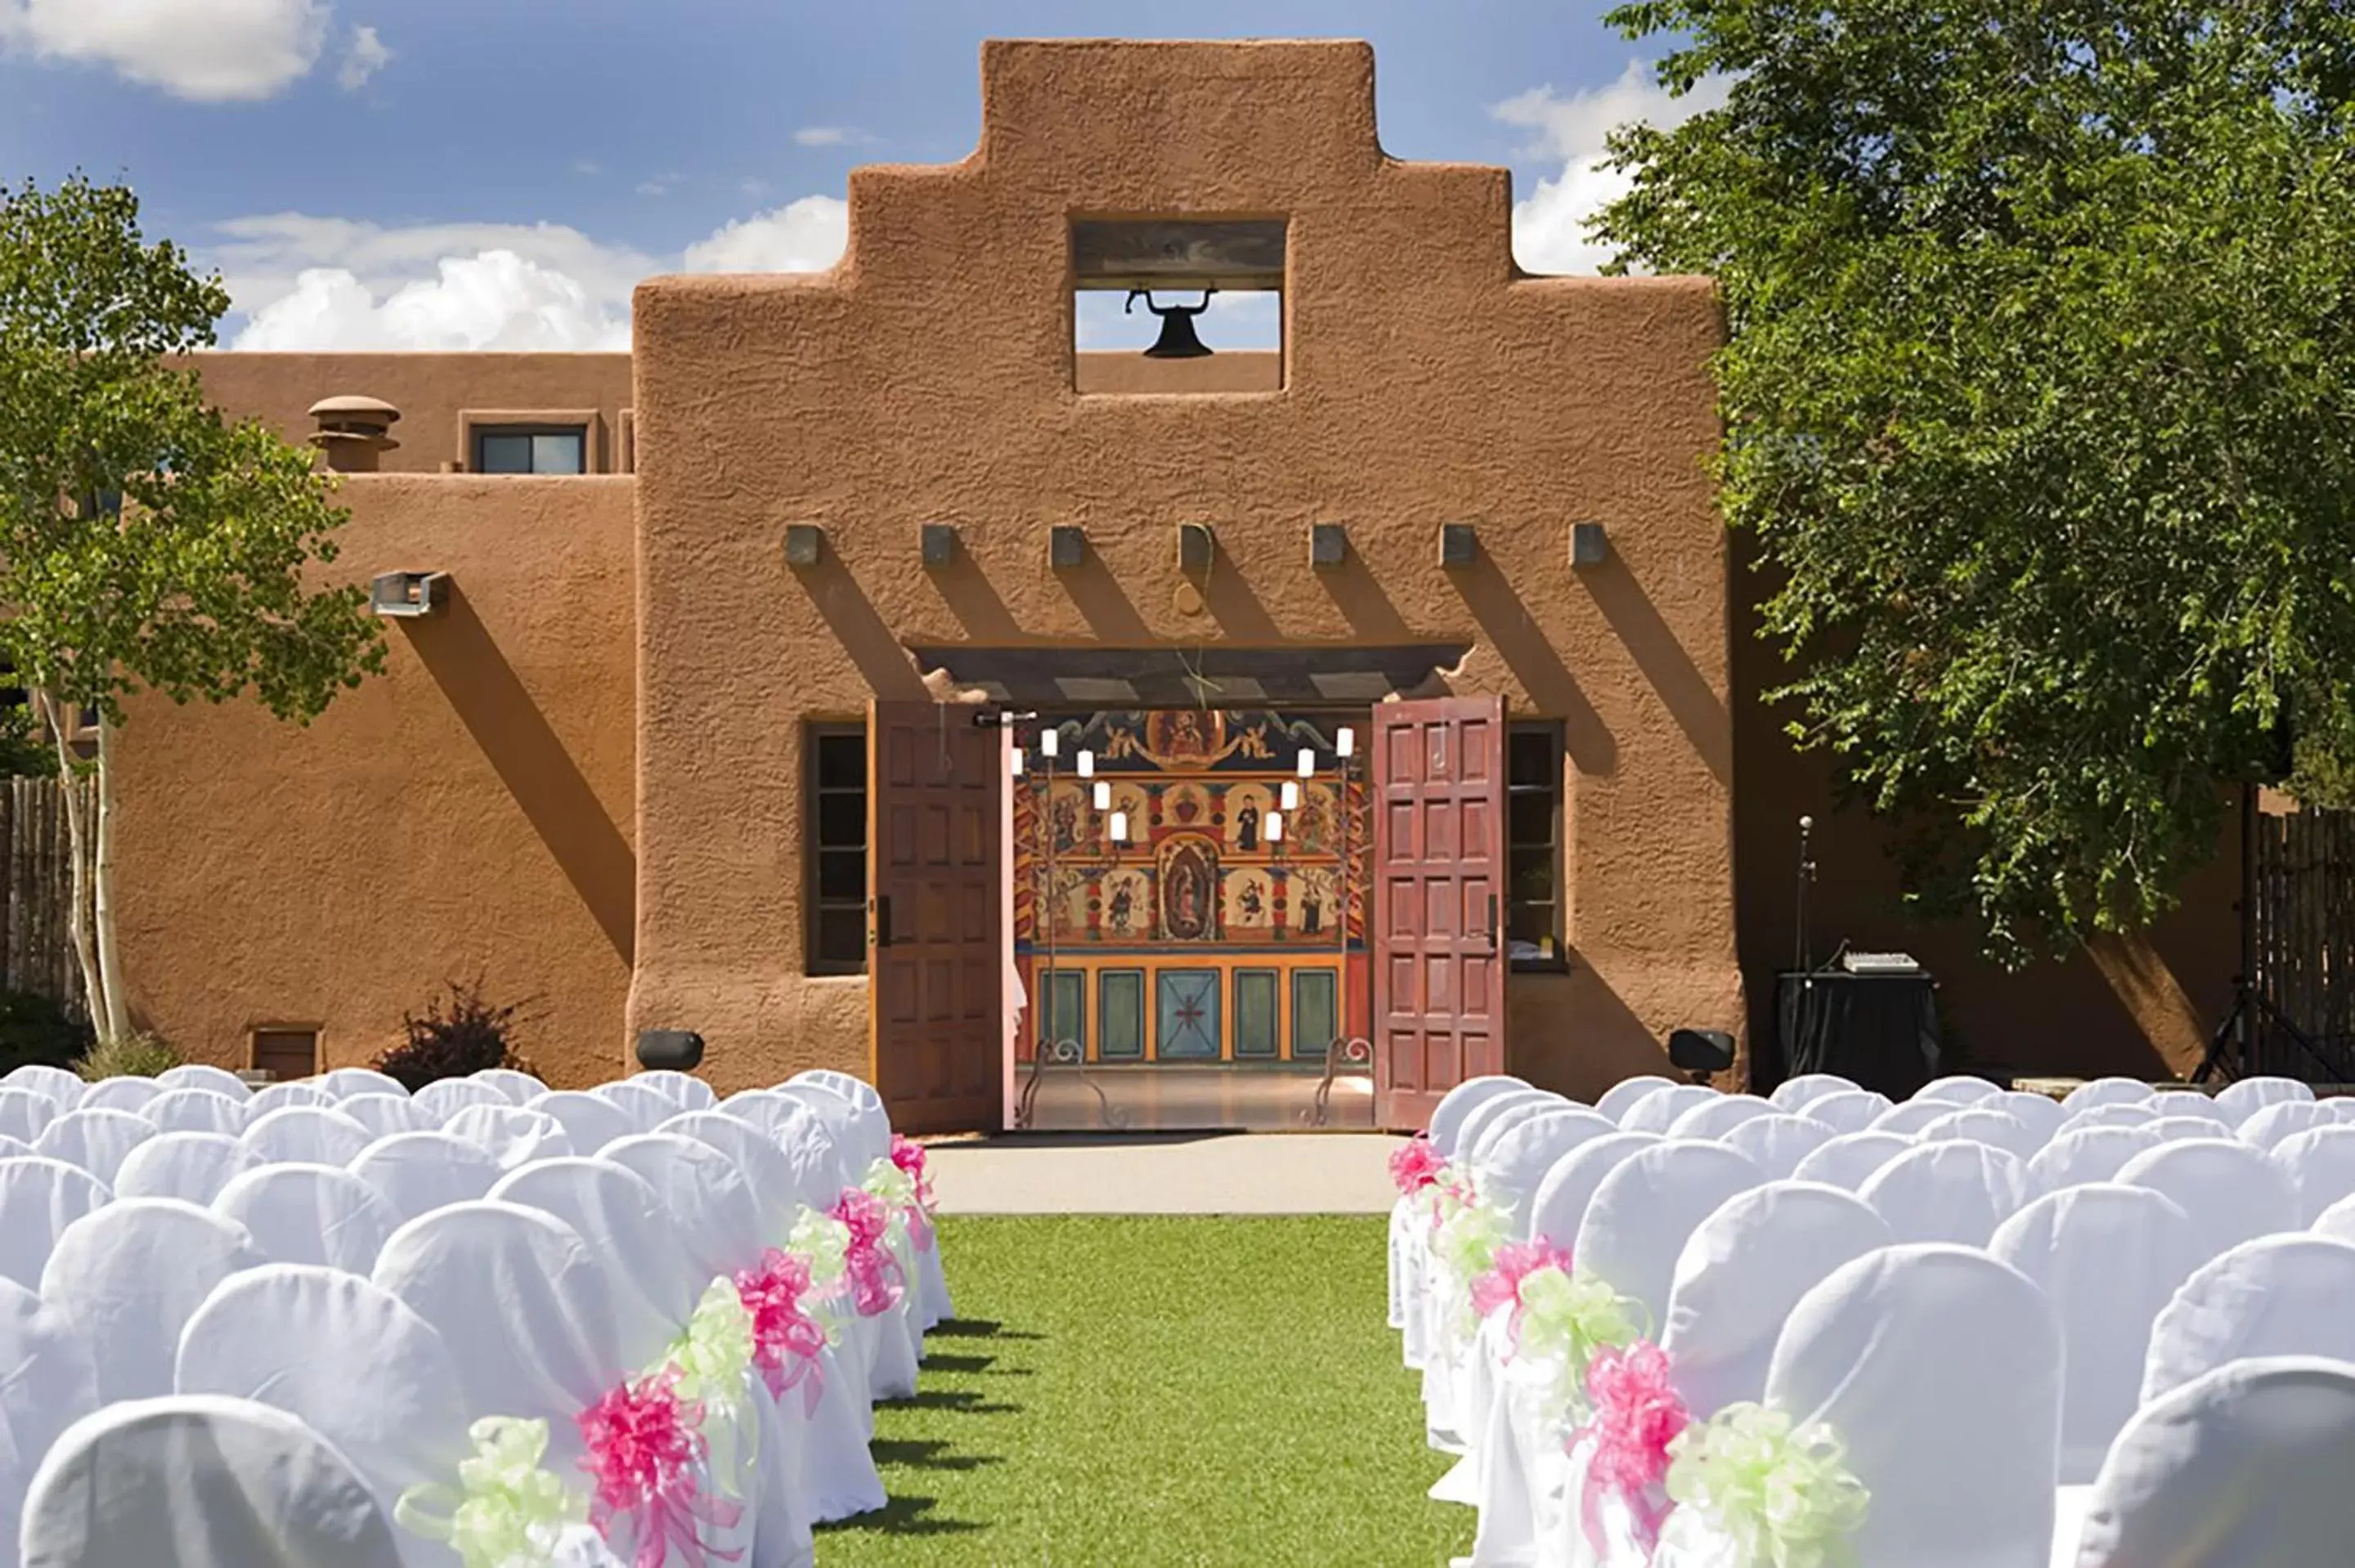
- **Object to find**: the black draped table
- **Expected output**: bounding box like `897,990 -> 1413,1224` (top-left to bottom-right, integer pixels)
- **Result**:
1773,969 -> 1942,1102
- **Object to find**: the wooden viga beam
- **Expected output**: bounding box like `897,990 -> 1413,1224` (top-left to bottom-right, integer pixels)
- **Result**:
1070,219 -> 1287,293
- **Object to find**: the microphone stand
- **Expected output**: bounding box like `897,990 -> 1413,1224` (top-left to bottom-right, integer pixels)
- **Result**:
1794,814 -> 1816,974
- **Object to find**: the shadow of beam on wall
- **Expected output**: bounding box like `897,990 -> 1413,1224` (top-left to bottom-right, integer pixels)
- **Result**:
1448,558 -> 1616,776
404,586 -> 635,964
1514,954 -> 1678,1098
795,552 -> 933,701
1061,553 -> 1155,644
1317,549 -> 1419,643
1200,542 -> 1282,643
2084,931 -> 2212,1080
1581,558 -> 1731,788
930,551 -> 1028,643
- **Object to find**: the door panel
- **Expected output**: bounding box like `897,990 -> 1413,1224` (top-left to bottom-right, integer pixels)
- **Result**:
1372,696 -> 1507,1129
868,702 -> 1003,1132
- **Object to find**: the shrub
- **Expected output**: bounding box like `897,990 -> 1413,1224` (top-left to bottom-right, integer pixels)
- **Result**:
0,990 -> 92,1077
375,977 -> 544,1091
74,1031 -> 180,1081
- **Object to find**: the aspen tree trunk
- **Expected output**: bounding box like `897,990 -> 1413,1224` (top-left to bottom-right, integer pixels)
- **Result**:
35,690 -> 103,1036
92,710 -> 128,1044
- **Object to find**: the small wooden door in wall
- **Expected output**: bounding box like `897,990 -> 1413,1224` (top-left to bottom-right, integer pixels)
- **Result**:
868,702 -> 1003,1133
1372,696 -> 1507,1130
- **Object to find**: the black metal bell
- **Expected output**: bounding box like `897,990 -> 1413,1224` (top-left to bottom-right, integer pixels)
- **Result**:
1126,288 -> 1215,359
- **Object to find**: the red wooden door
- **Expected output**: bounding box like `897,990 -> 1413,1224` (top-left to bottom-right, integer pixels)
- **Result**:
1373,697 -> 1507,1130
868,702 -> 1003,1133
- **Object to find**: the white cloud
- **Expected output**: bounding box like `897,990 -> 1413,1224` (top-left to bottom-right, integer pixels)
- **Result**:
1497,59 -> 1731,275
635,173 -> 682,198
234,253 -> 633,351
792,126 -> 862,147
682,195 -> 848,273
337,22 -> 388,91
574,159 -> 603,177
0,0 -> 330,101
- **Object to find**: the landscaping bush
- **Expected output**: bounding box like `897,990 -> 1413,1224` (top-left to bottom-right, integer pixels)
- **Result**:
74,1031 -> 180,1081
375,977 -> 543,1091
0,989 -> 92,1077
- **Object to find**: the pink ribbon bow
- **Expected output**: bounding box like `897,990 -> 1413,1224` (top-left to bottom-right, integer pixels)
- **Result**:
734,1248 -> 830,1417
890,1136 -> 937,1253
1389,1133 -> 1447,1196
1572,1340 -> 1689,1557
831,1187 -> 907,1317
576,1367 -> 744,1568
1469,1238 -> 1573,1330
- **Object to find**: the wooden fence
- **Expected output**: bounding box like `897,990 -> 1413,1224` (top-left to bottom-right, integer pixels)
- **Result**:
0,776 -> 90,1021
2250,806 -> 2355,1082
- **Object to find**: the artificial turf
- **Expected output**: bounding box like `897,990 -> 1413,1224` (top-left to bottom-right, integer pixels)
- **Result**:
815,1214 -> 1474,1567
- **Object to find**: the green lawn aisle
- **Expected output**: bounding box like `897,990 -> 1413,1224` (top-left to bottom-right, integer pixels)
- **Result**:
816,1215 -> 1474,1567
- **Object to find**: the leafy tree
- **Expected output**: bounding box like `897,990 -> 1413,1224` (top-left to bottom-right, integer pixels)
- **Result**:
0,175 -> 384,1040
1595,0 -> 2355,964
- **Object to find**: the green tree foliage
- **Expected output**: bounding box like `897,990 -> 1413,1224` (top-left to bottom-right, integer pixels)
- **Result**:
1595,0 -> 2355,964
0,174 -> 385,1037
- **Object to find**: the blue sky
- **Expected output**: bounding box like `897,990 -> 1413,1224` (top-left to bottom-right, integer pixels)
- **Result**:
0,1 -> 1721,349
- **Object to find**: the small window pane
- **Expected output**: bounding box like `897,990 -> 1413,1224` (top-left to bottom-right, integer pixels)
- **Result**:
1509,790 -> 1554,849
816,792 -> 865,848
814,907 -> 867,965
1509,730 -> 1555,789
816,733 -> 865,789
532,432 -> 585,474
478,434 -> 533,473
817,849 -> 865,900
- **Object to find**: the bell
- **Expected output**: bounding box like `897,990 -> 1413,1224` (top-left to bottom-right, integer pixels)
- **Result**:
1126,288 -> 1215,359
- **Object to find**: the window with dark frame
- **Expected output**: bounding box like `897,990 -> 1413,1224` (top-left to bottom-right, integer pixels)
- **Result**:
1507,722 -> 1566,969
806,725 -> 869,974
473,425 -> 587,475
250,1028 -> 320,1082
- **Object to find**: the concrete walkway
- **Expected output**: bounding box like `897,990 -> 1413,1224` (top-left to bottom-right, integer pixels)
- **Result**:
925,1131 -> 1408,1214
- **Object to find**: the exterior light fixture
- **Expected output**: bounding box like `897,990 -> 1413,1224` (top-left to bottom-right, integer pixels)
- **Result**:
635,1029 -> 705,1072
1337,727 -> 1356,758
370,571 -> 447,618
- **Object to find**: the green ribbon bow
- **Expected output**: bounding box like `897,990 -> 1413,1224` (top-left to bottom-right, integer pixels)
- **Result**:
394,1416 -> 585,1568
1513,1266 -> 1642,1418
862,1156 -> 917,1209
1662,1402 -> 1869,1568
651,1275 -> 760,1498
787,1209 -> 852,1286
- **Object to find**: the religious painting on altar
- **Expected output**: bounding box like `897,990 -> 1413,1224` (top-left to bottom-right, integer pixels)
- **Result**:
1012,709 -> 1371,1066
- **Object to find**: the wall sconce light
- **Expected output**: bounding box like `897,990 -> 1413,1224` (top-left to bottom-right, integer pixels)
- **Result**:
922,522 -> 959,567
1310,522 -> 1348,568
1050,526 -> 1087,570
783,524 -> 824,567
1439,522 -> 1478,568
370,571 -> 447,618
635,1028 -> 706,1072
1178,522 -> 1215,574
1572,521 -> 1609,567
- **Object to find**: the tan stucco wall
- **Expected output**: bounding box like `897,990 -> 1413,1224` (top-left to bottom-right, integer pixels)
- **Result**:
110,476 -> 637,1086
627,38 -> 1739,1099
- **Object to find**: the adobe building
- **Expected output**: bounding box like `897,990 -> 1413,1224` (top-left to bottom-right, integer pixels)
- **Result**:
119,39 -> 2236,1130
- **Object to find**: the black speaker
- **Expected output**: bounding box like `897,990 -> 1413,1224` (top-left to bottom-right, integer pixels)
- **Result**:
635,1029 -> 705,1072
1668,1027 -> 1736,1077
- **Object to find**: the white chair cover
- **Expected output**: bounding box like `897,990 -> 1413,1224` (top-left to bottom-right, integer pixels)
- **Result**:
2028,1125 -> 2162,1194
20,1395 -> 407,1568
0,1275 -> 99,1494
1678,1244 -> 2061,1568
31,1106 -> 155,1185
1664,1095 -> 1776,1142
2068,1102 -> 2159,1131
214,1163 -> 403,1275
1572,1141 -> 1765,1328
1428,1077 -> 1533,1154
1765,1073 -> 1856,1113
0,1088 -> 56,1145
587,1077 -> 682,1132
2115,1136 -> 2299,1261
0,1157 -> 110,1291
409,1077 -> 509,1123
487,1158 -> 698,1369
2065,1077 -> 2155,1112
1526,1132 -> 1663,1248
347,1131 -> 505,1224
1473,1108 -> 1617,1233
2269,1123 -> 2355,1223
527,1091 -> 639,1155
316,1068 -> 409,1100
2235,1098 -> 2334,1151
634,1068 -> 718,1113
785,1068 -> 869,1106
1992,1089 -> 2069,1144
1616,1085 -> 1716,1136
0,1136 -> 25,1161
155,1064 -> 253,1100
1858,1139 -> 2026,1247
1659,1180 -> 1891,1419
773,1081 -> 888,1171
111,1131 -> 261,1204
2214,1074 -> 2312,1125
438,1104 -> 576,1170
370,1203 -> 621,1463
1918,1105 -> 2043,1162
138,1086 -> 247,1136
337,1093 -> 428,1140
1,1066 -> 79,1109
657,1109 -> 836,1243
2142,1234 -> 2355,1404
2146,1115 -> 2233,1144
1595,1075 -> 1676,1125
241,1104 -> 375,1167
38,1198 -> 262,1402
1988,1183 -> 2208,1484
175,1263 -> 476,1568
1789,1129 -> 1913,1190
715,1093 -> 859,1206
1451,1088 -> 1562,1161
1913,1074 -> 2001,1108
2145,1092 -> 2232,1128
75,1076 -> 160,1113
1794,1087 -> 1891,1135
1717,1113 -> 1837,1179
468,1068 -> 549,1105
1867,1099 -> 1954,1137
2070,1356 -> 2355,1568
247,1080 -> 336,1116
